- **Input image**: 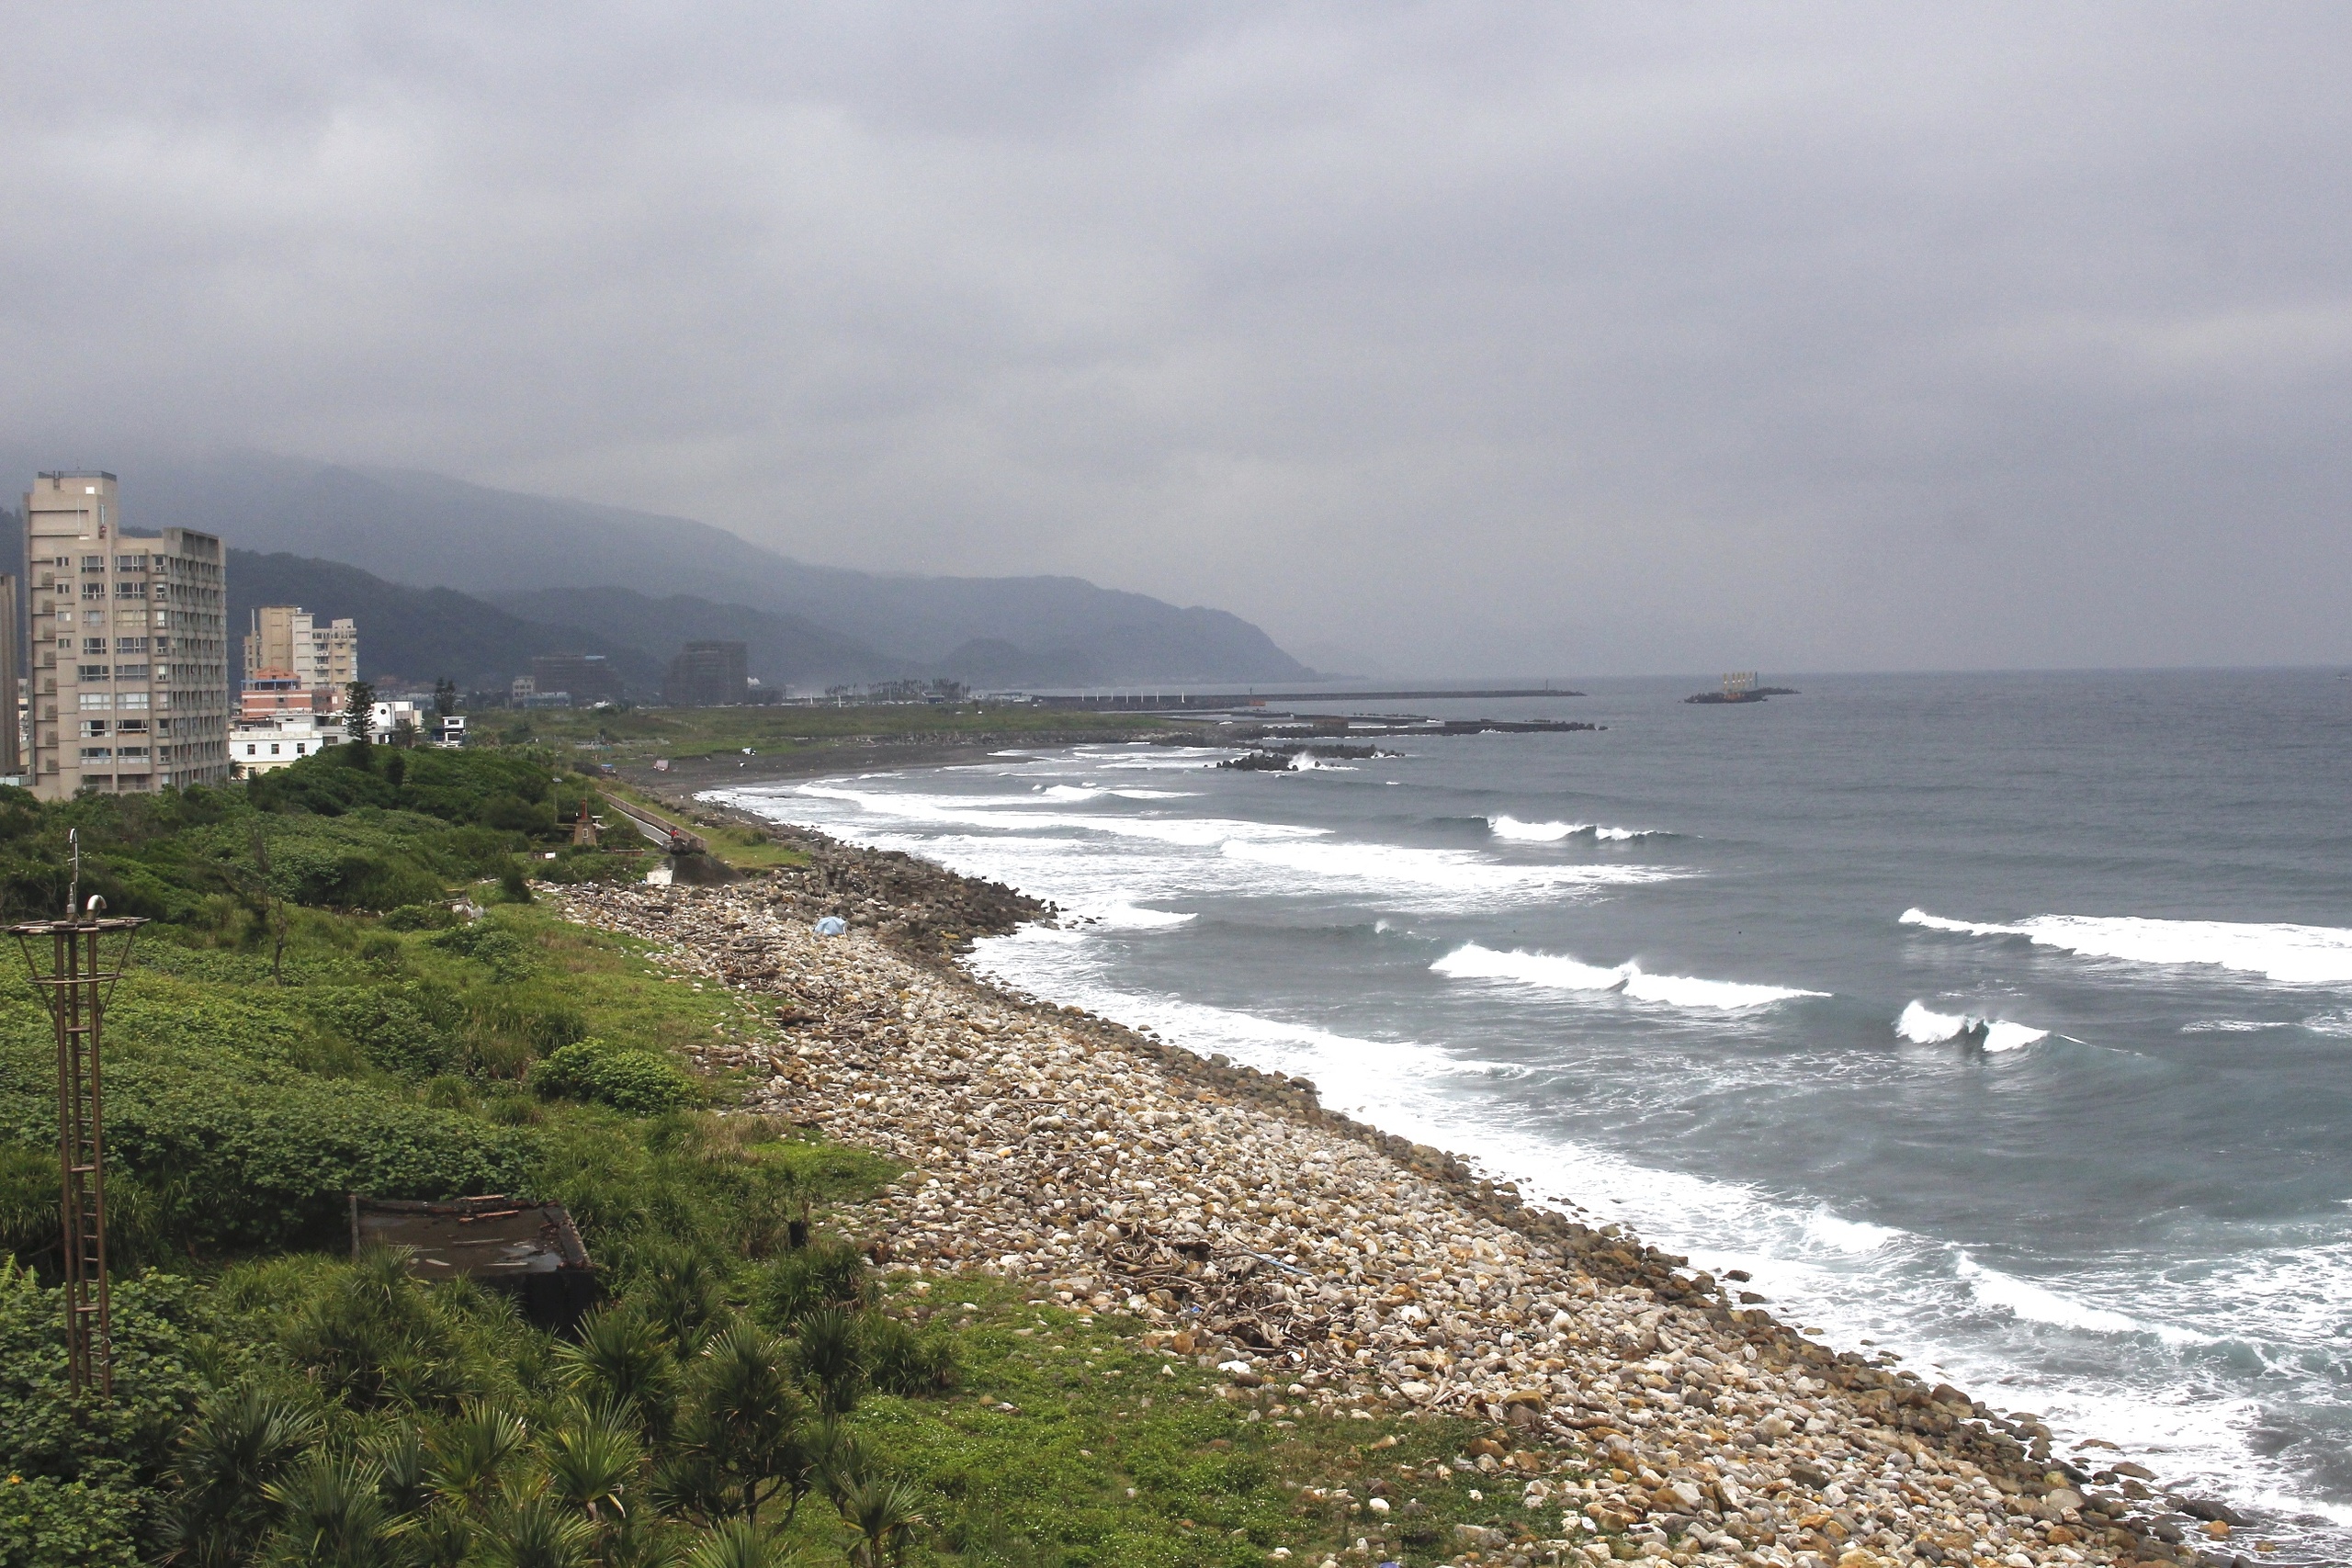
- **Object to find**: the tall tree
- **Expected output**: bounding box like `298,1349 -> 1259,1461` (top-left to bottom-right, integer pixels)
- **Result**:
344,681 -> 378,747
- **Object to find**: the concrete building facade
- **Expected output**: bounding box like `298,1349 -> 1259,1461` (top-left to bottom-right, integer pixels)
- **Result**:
529,652 -> 620,706
663,640 -> 748,707
24,472 -> 231,797
243,605 -> 357,695
230,712 -> 346,776
0,573 -> 18,779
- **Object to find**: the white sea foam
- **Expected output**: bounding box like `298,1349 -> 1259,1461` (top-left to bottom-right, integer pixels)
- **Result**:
1802,1208 -> 1899,1254
1489,815 -> 1586,841
1954,1255 -> 2210,1346
1901,908 -> 2352,987
1110,788 -> 1195,799
1982,1021 -> 2048,1053
1895,1000 -> 1971,1042
1223,840 -> 1674,901
1089,902 -> 1196,930
1488,815 -> 1661,842
1895,1000 -> 2049,1052
1431,942 -> 1823,1010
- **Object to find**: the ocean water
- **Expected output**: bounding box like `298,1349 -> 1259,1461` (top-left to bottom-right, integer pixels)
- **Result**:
715,668 -> 2352,1552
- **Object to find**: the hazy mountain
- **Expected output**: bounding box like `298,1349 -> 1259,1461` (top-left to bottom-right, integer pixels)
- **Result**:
115,454 -> 1311,683
228,549 -> 666,694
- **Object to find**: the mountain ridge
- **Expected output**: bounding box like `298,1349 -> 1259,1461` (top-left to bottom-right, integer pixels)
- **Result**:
130,454 -> 1310,684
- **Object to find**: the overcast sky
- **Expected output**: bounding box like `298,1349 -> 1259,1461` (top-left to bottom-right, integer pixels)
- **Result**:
6,4 -> 2350,675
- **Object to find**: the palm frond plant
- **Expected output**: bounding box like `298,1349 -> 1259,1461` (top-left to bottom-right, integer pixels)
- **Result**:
544,1403 -> 644,1527
833,1473 -> 926,1568
672,1323 -> 805,1519
425,1400 -> 529,1512
477,1480 -> 599,1568
684,1516 -> 794,1568
553,1307 -> 679,1440
160,1384 -> 323,1568
789,1305 -> 865,1416
258,1451 -> 401,1568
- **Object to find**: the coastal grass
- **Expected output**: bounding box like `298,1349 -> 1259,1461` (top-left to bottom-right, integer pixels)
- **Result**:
842,1272 -> 1573,1568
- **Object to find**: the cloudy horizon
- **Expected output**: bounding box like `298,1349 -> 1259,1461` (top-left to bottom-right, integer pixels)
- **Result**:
6,4 -> 2350,676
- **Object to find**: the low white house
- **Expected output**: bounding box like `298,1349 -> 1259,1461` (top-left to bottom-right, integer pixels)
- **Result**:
231,713 -> 347,776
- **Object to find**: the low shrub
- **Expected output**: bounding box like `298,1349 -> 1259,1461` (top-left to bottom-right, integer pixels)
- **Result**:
752,1238 -> 876,1332
526,1038 -> 701,1116
861,1312 -> 959,1397
381,903 -> 458,931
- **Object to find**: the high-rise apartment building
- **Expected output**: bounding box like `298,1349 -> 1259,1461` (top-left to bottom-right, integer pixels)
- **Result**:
23,472 -> 231,797
0,573 -> 19,779
663,640 -> 749,707
528,652 -> 621,706
243,605 -> 358,694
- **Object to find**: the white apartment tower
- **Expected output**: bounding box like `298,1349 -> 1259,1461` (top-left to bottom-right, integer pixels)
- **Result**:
24,472 -> 232,798
243,604 -> 358,692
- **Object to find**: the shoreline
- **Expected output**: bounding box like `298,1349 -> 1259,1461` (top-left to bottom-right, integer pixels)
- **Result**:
555,768 -> 2250,1568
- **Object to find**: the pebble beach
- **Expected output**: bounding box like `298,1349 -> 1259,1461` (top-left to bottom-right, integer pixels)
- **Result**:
548,818 -> 2262,1568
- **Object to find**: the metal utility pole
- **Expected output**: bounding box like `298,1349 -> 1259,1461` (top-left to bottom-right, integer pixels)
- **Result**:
10,830 -> 145,1396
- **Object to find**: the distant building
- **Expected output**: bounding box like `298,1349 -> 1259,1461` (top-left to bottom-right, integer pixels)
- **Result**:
243,605 -> 357,703
24,471 -> 230,797
530,653 -> 620,706
663,641 -> 748,707
431,714 -> 467,748
241,670 -> 336,722
0,573 -> 17,779
230,711 -> 345,776
369,699 -> 427,742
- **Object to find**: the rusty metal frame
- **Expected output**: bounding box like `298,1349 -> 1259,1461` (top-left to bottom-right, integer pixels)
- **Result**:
11,869 -> 145,1397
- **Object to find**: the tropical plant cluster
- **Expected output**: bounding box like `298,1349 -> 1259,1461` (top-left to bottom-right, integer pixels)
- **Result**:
0,748 -> 949,1566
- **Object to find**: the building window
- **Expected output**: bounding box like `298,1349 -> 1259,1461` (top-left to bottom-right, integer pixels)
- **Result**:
116,637 -> 148,653
79,748 -> 112,761
269,743 -> 281,756
245,744 -> 257,756
115,582 -> 142,598
80,721 -> 108,739
77,665 -> 110,680
295,744 -> 307,755
84,637 -> 107,654
119,693 -> 149,710
118,747 -> 149,761
79,694 -> 113,710
80,555 -> 103,570
81,583 -> 105,600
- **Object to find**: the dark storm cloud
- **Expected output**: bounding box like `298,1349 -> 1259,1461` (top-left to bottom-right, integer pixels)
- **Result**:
6,3 -> 2350,673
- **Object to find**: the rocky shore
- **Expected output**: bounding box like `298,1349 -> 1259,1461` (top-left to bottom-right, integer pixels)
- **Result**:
545,829 -> 2270,1568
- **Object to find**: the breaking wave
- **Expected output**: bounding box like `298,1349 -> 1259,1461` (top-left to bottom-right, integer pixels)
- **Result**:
1895,1000 -> 2049,1053
1901,908 -> 2352,987
1488,815 -> 1664,842
1431,942 -> 1825,1010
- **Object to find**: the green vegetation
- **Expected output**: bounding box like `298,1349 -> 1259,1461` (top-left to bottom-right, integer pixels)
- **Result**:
510,704 -> 1173,768
0,747 -> 1566,1567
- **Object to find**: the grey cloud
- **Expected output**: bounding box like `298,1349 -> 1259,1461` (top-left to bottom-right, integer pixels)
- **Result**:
5,2 -> 2349,674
